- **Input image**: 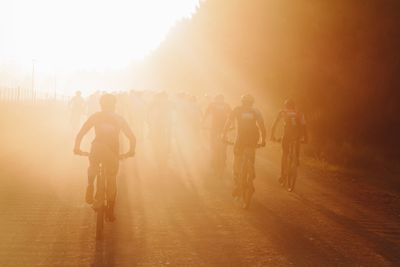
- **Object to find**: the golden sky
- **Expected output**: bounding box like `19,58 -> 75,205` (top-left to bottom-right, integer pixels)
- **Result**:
0,0 -> 199,72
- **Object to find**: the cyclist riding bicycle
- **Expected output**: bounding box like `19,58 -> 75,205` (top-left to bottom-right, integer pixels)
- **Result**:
222,94 -> 266,198
270,99 -> 308,185
74,93 -> 136,221
203,94 -> 231,175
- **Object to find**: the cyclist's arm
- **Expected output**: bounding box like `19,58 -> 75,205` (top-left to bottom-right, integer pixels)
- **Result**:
73,116 -> 95,153
300,113 -> 308,143
222,108 -> 236,139
121,119 -> 136,157
255,110 -> 267,145
270,111 -> 283,141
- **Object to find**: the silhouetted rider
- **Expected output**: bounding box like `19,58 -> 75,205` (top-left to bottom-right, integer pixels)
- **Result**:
74,93 -> 136,221
270,99 -> 308,184
222,94 -> 266,197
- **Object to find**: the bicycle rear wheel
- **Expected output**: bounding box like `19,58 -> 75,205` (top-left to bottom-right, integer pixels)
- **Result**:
95,164 -> 106,240
96,206 -> 105,240
287,146 -> 297,192
288,164 -> 297,192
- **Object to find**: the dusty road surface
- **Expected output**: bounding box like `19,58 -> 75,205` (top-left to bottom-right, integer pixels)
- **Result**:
1,104 -> 400,266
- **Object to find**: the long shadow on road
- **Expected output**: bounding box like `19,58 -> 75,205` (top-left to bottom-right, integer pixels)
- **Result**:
248,200 -> 353,266
296,195 -> 400,265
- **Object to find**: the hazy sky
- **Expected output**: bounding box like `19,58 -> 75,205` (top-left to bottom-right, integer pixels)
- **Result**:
0,0 -> 199,72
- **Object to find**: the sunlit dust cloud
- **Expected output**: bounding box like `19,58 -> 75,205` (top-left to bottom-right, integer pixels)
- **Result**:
0,0 -> 199,73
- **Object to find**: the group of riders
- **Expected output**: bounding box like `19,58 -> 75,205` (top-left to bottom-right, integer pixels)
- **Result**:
71,90 -> 308,220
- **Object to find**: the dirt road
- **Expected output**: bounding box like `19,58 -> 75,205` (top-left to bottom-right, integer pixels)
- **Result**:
1,105 -> 399,266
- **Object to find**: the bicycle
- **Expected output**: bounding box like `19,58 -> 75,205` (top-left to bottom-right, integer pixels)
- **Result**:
225,140 -> 263,209
77,151 -> 130,240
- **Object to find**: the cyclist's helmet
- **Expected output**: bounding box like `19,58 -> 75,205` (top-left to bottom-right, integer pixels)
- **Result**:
100,93 -> 117,111
284,98 -> 295,110
241,94 -> 255,106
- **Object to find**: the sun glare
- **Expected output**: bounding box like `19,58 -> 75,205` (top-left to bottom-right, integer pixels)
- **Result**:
1,0 -> 199,72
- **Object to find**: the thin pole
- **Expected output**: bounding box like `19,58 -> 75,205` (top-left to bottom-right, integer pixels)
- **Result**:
32,59 -> 35,102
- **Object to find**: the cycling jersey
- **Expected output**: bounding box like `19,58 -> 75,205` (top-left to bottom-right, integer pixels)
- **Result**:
279,109 -> 306,140
231,106 -> 266,146
86,111 -> 131,154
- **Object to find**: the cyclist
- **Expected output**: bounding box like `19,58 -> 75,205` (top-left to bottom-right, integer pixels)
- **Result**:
73,93 -> 136,221
203,94 -> 231,175
222,94 -> 266,200
270,99 -> 308,185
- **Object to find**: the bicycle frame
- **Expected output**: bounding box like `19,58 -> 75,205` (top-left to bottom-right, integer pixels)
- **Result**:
76,151 -> 111,241
227,142 -> 261,209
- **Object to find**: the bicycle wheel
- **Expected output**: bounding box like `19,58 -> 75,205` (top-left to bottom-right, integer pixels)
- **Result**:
242,152 -> 254,209
95,165 -> 106,240
287,145 -> 297,192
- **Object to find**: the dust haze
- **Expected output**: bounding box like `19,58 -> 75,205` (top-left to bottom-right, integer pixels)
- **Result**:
1,0 -> 400,266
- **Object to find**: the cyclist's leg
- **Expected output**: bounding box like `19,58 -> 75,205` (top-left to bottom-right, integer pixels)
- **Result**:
210,130 -> 218,170
281,138 -> 290,181
295,139 -> 300,166
287,141 -> 297,191
221,141 -> 228,169
233,144 -> 244,196
87,147 -> 101,204
247,147 -> 256,195
91,144 -> 110,209
93,166 -> 106,210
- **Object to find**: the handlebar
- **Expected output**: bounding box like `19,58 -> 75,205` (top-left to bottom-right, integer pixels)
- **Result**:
76,151 -> 90,156
223,140 -> 265,148
74,151 -> 134,160
271,137 -> 307,144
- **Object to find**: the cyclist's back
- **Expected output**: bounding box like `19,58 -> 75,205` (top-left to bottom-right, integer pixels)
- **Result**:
232,105 -> 265,147
89,111 -> 126,154
280,109 -> 304,141
271,99 -> 307,183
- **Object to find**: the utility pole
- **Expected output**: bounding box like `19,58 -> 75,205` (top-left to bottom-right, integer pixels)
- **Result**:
32,59 -> 36,102
54,71 -> 57,100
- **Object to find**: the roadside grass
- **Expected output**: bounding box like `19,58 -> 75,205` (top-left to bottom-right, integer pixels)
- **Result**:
303,140 -> 400,176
